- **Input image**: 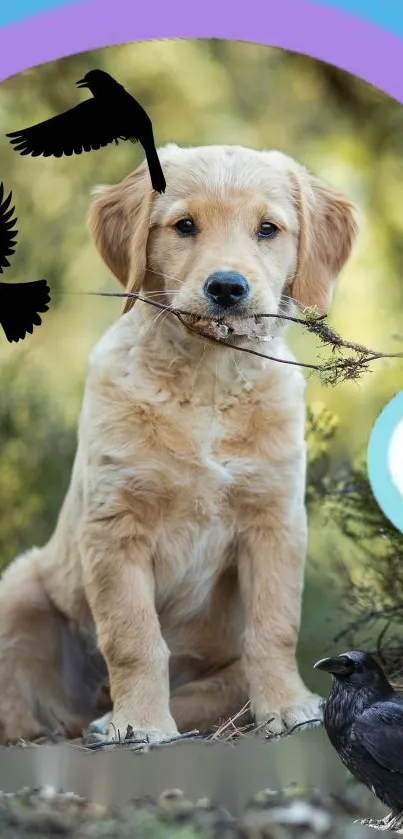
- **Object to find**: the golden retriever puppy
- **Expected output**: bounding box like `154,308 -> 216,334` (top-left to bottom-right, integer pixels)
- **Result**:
0,144 -> 359,744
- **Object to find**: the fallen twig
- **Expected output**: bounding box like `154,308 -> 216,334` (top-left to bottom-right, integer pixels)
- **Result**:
83,728 -> 202,751
282,718 -> 323,737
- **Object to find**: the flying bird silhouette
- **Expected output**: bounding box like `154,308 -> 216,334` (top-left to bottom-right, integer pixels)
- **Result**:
6,69 -> 166,194
0,183 -> 50,343
315,650 -> 403,832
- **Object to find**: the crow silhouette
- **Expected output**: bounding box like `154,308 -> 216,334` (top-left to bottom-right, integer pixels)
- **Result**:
315,650 -> 403,832
6,69 -> 166,194
0,183 -> 50,343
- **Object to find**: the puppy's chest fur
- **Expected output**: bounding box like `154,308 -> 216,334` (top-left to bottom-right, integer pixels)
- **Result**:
116,381 -> 292,522
124,395 -> 270,616
90,366 -> 303,618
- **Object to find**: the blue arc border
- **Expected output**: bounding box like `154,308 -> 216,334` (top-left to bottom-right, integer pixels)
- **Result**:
367,392 -> 403,534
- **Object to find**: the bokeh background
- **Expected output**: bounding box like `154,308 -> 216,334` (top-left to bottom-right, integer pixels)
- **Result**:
0,40 -> 403,693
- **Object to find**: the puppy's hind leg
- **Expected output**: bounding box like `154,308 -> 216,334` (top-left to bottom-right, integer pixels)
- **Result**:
170,659 -> 250,734
0,549 -> 106,743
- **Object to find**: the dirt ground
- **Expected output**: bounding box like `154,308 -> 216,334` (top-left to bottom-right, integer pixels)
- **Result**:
0,721 -> 390,838
0,783 -> 387,838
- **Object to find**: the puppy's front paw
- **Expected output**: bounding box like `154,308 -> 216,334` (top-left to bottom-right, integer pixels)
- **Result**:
108,713 -> 179,744
254,692 -> 323,737
85,711 -> 179,745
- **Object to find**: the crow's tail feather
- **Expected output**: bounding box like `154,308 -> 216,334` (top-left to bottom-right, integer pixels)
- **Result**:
0,279 -> 50,343
142,141 -> 166,194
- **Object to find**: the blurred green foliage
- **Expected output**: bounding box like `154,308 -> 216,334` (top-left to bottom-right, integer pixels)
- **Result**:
0,360 -> 75,561
0,41 -> 402,684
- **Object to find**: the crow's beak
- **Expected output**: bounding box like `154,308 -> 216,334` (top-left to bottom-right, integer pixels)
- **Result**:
76,78 -> 88,89
314,655 -> 354,676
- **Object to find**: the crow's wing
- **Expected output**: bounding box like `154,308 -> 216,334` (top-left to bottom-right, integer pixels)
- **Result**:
354,702 -> 403,775
0,279 -> 50,343
0,183 -> 17,273
6,99 -> 122,158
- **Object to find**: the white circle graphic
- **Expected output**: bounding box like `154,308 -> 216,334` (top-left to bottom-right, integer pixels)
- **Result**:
388,419 -> 403,498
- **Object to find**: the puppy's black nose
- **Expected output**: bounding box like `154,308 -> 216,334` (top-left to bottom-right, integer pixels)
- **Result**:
203,271 -> 250,309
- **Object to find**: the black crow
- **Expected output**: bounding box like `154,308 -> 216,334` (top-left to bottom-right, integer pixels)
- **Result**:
0,182 -> 50,343
315,650 -> 403,832
6,69 -> 166,194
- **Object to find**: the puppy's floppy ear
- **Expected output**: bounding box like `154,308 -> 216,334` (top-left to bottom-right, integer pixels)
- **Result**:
288,166 -> 360,314
87,162 -> 154,311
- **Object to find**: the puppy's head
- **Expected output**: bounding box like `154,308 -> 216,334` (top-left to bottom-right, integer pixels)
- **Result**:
88,144 -> 359,338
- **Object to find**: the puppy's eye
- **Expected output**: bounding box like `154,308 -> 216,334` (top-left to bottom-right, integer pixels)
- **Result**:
258,222 -> 279,239
174,218 -> 197,236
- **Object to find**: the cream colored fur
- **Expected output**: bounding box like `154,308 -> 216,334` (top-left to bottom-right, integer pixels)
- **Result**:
0,144 -> 359,743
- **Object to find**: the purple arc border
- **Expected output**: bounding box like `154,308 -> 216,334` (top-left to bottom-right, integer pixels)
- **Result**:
0,0 -> 403,103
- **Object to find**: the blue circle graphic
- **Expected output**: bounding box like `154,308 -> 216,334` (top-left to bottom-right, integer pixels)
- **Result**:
367,392 -> 403,533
